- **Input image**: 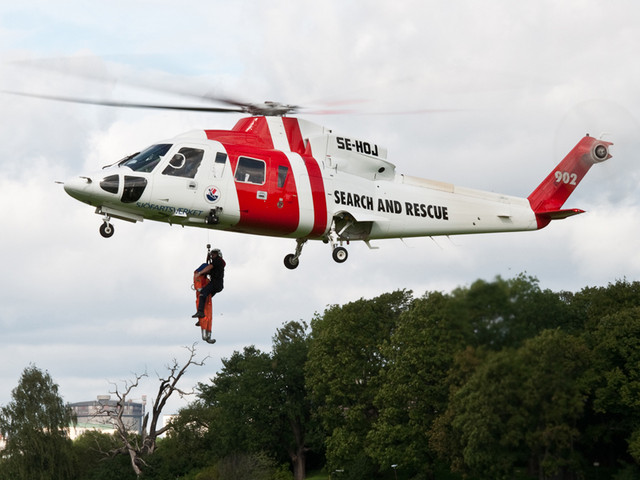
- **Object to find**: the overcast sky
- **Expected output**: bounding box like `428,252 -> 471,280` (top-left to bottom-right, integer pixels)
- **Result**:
1,1 -> 640,416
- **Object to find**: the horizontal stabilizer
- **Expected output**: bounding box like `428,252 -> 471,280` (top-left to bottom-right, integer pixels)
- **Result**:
536,208 -> 585,221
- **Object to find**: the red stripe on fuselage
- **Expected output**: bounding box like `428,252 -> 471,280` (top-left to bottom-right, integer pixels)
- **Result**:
282,118 -> 328,238
206,117 -> 329,238
206,122 -> 300,236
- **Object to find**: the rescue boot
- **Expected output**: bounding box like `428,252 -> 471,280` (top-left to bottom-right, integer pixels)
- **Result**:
202,330 -> 216,344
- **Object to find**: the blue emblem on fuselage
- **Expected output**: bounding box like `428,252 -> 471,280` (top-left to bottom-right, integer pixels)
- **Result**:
205,186 -> 220,203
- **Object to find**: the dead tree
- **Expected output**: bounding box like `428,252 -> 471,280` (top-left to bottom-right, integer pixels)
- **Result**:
97,344 -> 208,476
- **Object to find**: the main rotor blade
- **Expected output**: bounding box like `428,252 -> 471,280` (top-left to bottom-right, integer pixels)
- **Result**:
10,57 -> 254,110
3,90 -> 245,113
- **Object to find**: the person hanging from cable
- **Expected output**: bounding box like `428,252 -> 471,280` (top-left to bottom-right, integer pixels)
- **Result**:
192,246 -> 225,344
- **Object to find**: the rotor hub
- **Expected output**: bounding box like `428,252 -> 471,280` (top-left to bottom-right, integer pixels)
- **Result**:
243,101 -> 299,116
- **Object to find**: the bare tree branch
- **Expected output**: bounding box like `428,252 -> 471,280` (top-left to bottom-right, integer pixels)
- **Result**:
98,344 -> 208,477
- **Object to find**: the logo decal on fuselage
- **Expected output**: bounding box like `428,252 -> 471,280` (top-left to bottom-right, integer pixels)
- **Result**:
205,186 -> 221,203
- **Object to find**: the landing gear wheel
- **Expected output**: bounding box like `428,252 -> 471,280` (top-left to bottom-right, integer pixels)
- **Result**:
100,222 -> 114,238
284,254 -> 300,270
332,246 -> 348,263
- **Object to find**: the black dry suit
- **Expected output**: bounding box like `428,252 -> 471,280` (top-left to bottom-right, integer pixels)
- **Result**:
196,255 -> 225,315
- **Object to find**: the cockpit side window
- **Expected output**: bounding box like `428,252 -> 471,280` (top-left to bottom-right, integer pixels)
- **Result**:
215,152 -> 227,165
120,144 -> 171,173
234,156 -> 265,185
162,147 -> 205,179
212,152 -> 228,178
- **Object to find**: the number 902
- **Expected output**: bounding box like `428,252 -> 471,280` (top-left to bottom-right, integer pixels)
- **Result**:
554,171 -> 577,185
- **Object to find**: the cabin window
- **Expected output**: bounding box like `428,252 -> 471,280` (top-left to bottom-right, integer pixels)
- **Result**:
277,165 -> 288,188
234,156 -> 265,185
162,147 -> 204,179
120,144 -> 171,173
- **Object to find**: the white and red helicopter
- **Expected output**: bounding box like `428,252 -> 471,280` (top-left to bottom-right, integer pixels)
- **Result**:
17,92 -> 612,269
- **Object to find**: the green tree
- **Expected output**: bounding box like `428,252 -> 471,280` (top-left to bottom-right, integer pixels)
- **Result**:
198,346 -> 280,457
570,280 -> 640,331
72,430 -> 135,480
453,274 -> 573,349
365,276 -> 570,478
305,290 -> 412,478
432,330 -> 591,479
271,321 -> 313,480
196,323 -> 313,480
367,291 -> 472,477
583,305 -> 640,472
144,401 -> 219,479
0,365 -> 76,480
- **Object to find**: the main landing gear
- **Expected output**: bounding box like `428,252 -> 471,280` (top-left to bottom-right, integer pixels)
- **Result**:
283,238 -> 349,270
332,246 -> 348,263
284,239 -> 306,270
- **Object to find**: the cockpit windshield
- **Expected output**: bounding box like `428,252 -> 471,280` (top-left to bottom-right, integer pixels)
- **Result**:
119,144 -> 172,172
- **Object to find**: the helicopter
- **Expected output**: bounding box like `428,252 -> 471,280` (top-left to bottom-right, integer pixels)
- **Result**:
10,90 -> 612,269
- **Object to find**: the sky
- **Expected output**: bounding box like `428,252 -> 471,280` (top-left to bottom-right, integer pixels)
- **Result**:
1,0 -> 640,418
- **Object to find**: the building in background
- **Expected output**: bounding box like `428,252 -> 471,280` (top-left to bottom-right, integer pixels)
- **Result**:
68,395 -> 146,440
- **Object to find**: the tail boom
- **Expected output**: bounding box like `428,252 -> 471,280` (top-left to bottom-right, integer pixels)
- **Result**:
528,135 -> 612,229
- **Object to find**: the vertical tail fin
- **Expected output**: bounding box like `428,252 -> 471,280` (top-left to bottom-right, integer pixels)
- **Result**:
528,135 -> 612,228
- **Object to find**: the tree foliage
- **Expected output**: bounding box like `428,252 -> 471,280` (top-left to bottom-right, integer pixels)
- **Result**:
197,321 -> 312,480
301,276 -> 640,479
199,345 -> 281,456
0,365 -> 76,480
72,430 -> 136,480
305,290 -> 412,478
5,277 -> 640,480
432,330 -> 591,478
367,291 -> 471,475
271,321 -> 313,480
584,305 -> 640,467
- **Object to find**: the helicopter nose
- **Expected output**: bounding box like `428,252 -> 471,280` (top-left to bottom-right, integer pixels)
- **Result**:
63,176 -> 94,202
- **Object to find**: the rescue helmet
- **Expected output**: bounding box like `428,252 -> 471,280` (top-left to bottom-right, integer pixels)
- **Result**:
212,248 -> 222,258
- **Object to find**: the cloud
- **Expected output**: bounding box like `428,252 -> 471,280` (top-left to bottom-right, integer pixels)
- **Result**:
1,0 -> 640,416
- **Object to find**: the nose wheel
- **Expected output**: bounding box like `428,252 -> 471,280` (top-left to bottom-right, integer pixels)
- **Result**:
99,212 -> 115,238
99,221 -> 114,238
